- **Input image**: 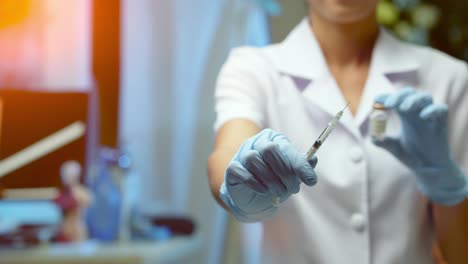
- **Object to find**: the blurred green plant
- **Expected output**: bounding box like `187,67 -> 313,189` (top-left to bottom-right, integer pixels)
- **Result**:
377,0 -> 468,61
377,0 -> 439,45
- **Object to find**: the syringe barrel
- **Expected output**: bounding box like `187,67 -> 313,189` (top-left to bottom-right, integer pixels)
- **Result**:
306,146 -> 318,160
306,139 -> 322,160
318,124 -> 335,142
305,110 -> 343,160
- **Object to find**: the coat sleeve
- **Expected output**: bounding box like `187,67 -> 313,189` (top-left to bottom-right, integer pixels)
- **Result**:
448,61 -> 468,175
213,47 -> 271,131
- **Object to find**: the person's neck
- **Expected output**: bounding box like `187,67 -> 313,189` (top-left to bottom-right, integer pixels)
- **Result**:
309,13 -> 379,67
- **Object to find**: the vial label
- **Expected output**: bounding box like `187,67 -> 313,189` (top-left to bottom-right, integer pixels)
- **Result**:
370,119 -> 387,139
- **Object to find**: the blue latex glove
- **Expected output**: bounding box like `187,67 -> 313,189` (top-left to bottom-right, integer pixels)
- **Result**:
373,87 -> 467,206
220,129 -> 318,222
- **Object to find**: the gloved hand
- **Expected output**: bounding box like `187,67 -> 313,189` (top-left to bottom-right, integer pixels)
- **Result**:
220,129 -> 318,222
373,87 -> 467,206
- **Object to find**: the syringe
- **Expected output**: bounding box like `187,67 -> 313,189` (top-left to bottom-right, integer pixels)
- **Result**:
272,102 -> 349,207
305,102 -> 349,160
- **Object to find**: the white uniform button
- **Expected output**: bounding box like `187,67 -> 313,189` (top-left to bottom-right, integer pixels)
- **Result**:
349,147 -> 363,163
351,213 -> 366,232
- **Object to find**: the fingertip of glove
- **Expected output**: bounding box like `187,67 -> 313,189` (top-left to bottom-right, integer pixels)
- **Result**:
303,175 -> 318,186
374,94 -> 389,105
299,165 -> 318,186
371,137 -> 384,145
384,87 -> 415,108
419,104 -> 448,120
308,156 -> 318,168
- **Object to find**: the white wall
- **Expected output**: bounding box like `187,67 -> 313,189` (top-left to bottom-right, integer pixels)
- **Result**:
0,0 -> 92,90
41,0 -> 93,90
120,1 -> 270,263
269,1 -> 307,43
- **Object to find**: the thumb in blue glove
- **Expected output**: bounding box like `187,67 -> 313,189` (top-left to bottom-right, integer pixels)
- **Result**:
220,129 -> 318,222
373,87 -> 467,206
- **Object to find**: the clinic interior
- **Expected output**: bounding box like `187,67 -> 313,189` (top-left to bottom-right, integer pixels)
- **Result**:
0,1 -> 467,264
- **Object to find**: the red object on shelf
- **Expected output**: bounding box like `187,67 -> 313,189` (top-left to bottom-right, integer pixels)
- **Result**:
53,187 -> 78,211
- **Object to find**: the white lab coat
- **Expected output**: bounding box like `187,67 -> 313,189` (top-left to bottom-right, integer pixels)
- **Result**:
214,18 -> 468,264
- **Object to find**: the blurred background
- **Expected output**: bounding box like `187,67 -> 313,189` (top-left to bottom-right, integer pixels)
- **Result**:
0,0 -> 465,263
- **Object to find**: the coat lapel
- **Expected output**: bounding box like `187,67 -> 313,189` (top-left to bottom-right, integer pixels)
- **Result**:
274,18 -> 421,140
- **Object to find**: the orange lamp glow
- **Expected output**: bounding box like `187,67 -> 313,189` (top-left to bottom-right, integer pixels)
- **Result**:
0,0 -> 32,29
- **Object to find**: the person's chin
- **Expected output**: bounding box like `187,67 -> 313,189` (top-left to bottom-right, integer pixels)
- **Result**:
333,0 -> 361,6
325,8 -> 374,24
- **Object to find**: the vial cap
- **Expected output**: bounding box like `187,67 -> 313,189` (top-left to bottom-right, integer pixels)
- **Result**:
373,102 -> 387,110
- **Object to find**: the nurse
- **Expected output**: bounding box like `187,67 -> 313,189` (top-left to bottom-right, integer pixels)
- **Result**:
208,0 -> 468,263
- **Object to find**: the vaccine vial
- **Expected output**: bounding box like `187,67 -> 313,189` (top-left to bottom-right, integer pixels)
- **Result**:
370,103 -> 389,140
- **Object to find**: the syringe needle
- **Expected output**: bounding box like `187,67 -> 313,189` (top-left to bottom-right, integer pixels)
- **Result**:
273,102 -> 350,207
341,101 -> 350,112
305,102 -> 349,161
